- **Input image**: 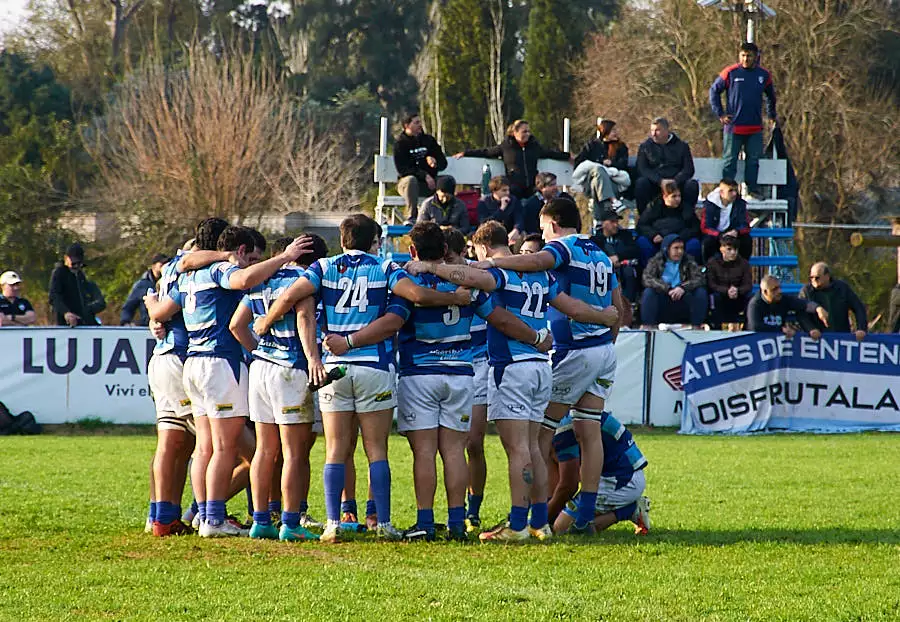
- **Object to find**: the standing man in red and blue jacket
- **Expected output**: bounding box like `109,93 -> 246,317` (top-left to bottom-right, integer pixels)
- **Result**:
709,42 -> 777,201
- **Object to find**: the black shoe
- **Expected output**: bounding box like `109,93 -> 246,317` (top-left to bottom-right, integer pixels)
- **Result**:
403,524 -> 436,542
446,526 -> 469,542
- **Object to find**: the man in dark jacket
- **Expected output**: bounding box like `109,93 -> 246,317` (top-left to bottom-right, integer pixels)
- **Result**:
709,42 -> 777,200
705,236 -> 752,328
520,172 -> 575,235
394,113 -> 448,225
592,209 -> 640,302
417,175 -> 471,234
120,253 -> 169,326
455,119 -> 569,199
48,243 -> 106,327
748,276 -> 825,338
800,262 -> 867,340
640,234 -> 707,326
636,181 -> 701,265
635,118 -> 699,214
700,178 -> 752,261
477,176 -> 524,243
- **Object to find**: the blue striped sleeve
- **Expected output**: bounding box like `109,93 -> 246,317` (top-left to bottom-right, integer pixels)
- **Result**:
386,261 -> 410,291
211,262 -> 240,290
547,272 -> 561,301
487,267 -> 505,290
387,293 -> 413,321
545,241 -> 570,270
473,290 -> 493,318
303,260 -> 325,292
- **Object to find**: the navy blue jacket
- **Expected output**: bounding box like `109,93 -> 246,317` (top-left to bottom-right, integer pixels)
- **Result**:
710,63 -> 777,135
477,194 -> 524,232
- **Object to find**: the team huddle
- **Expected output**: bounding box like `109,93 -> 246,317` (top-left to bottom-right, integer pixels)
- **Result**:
142,197 -> 650,544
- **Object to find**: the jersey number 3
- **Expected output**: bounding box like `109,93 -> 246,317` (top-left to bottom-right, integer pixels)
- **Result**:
335,277 -> 369,313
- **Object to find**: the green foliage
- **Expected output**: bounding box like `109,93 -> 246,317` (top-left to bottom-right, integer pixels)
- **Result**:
2,432 -> 900,619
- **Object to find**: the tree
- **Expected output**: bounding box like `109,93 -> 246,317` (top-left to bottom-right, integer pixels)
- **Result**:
521,0 -> 572,146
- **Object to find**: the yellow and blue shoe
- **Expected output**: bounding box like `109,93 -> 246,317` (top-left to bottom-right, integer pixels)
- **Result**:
528,524 -> 554,542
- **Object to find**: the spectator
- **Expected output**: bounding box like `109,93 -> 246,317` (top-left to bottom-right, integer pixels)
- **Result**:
591,209 -> 640,303
394,112 -> 447,225
477,176 -> 524,243
641,234 -> 707,327
575,119 -> 630,171
709,42 -> 777,201
519,233 -> 544,255
417,175 -> 471,233
573,120 -> 631,223
700,178 -> 752,261
521,172 -> 575,235
120,253 -> 169,326
799,262 -> 867,340
636,181 -> 701,265
635,117 -> 699,215
48,243 -> 106,327
747,275 -> 825,338
454,119 -> 569,200
0,271 -> 36,326
705,236 -> 752,329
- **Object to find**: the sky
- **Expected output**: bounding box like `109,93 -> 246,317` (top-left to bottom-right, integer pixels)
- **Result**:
0,0 -> 30,40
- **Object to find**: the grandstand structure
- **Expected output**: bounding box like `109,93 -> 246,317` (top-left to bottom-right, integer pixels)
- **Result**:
373,116 -> 802,295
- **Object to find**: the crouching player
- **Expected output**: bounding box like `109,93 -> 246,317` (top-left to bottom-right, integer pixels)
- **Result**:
551,412 -> 650,535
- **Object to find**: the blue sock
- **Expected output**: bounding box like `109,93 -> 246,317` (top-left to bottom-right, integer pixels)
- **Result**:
614,501 -> 638,523
369,460 -> 391,525
509,506 -> 528,531
467,494 -> 483,518
341,499 -> 358,517
190,499 -> 199,515
417,508 -> 434,531
157,501 -> 178,524
253,510 -> 271,526
282,511 -> 300,529
198,500 -> 207,522
268,500 -> 281,515
207,500 -> 226,525
365,499 -> 377,517
448,506 -> 465,531
298,500 -> 309,515
323,463 -> 345,522
148,501 -> 157,522
529,502 -> 549,529
245,485 -> 253,517
577,492 -> 598,526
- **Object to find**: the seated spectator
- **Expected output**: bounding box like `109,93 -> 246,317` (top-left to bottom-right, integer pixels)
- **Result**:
0,271 -> 36,326
705,236 -> 752,328
521,172 -> 574,235
800,262 -> 867,340
519,233 -> 544,255
700,178 -> 751,261
454,119 -> 569,200
477,176 -> 524,243
640,234 -> 707,327
747,275 -> 826,338
636,181 -> 701,265
635,117 -> 700,215
417,175 -> 471,233
573,119 -> 631,224
394,112 -> 447,225
120,253 -> 169,326
591,209 -> 640,303
48,243 -> 106,327
575,119 -> 630,171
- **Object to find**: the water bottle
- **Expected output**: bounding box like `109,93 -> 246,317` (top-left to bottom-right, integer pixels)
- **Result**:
308,365 -> 348,392
481,164 -> 492,196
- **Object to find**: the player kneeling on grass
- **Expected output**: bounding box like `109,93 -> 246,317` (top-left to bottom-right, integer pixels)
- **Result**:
229,236 -> 328,542
408,221 -> 617,542
400,223 -> 559,541
146,226 -> 312,538
551,413 -> 650,535
253,214 -> 471,543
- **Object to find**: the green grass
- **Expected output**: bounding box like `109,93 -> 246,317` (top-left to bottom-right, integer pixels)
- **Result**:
2,431 -> 900,621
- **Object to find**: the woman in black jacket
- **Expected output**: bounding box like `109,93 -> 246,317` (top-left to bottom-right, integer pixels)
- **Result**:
454,120 -> 570,199
574,119 -> 629,170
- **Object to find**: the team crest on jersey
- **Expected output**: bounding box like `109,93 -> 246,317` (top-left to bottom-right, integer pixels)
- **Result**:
374,391 -> 393,402
337,263 -> 348,274
759,76 -> 764,83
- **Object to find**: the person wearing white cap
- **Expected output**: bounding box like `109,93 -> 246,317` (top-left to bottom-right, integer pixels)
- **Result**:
0,271 -> 36,326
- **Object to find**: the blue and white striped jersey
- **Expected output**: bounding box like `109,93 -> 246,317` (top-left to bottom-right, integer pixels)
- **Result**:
241,266 -> 307,370
302,250 -> 409,370
168,261 -> 243,363
470,313 -> 487,362
153,251 -> 188,357
394,273 -> 493,376
551,412 -> 648,479
485,267 -> 559,366
544,234 -> 618,351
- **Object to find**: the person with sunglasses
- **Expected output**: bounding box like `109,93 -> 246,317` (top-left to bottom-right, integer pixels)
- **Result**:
48,243 -> 107,327
799,262 -> 867,341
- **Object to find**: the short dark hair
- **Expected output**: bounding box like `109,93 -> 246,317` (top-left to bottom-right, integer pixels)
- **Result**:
271,236 -> 293,256
522,233 -> 544,249
339,214 -> 378,252
217,225 -> 255,253
150,252 -> 169,265
661,181 -> 681,196
719,178 -> 739,189
535,172 -> 557,190
488,175 -> 510,194
540,197 -> 580,230
409,222 -> 446,262
402,112 -> 420,127
297,234 -> 328,267
720,235 -> 738,249
740,41 -> 759,55
246,227 -> 266,252
65,243 -> 85,261
195,218 -> 229,251
442,228 -> 467,257
471,221 -> 509,248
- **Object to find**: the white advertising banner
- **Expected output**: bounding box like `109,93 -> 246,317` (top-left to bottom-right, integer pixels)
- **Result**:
605,330 -> 648,425
0,327 -> 157,424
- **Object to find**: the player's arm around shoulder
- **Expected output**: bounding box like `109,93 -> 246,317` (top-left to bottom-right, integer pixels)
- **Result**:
550,291 -> 619,327
483,248 -> 557,272
229,301 -> 258,352
391,272 -> 472,307
408,261 -> 499,293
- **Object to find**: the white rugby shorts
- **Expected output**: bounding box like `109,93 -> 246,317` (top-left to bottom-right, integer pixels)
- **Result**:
182,357 -> 249,419
595,470 -> 646,513
148,352 -> 194,434
550,343 -> 617,405
249,359 -> 312,425
317,364 -> 396,414
472,359 -> 489,406
397,374 -> 473,433
487,361 -> 552,423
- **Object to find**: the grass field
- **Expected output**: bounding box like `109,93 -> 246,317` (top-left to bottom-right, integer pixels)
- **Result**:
2,429 -> 900,621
